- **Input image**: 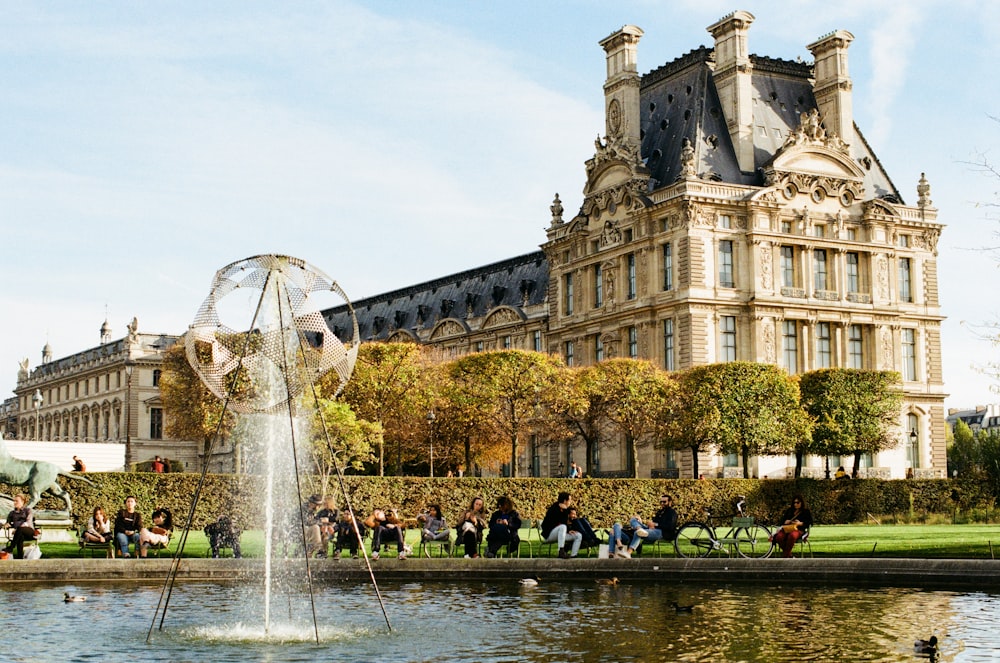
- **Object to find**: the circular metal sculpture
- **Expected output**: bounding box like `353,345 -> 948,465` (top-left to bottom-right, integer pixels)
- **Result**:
186,254 -> 359,414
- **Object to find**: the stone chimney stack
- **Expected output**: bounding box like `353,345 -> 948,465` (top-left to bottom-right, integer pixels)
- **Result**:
707,10 -> 755,173
599,25 -> 643,149
807,30 -> 855,147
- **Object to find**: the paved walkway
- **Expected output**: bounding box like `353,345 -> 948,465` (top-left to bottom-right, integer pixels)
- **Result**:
2,557 -> 1000,589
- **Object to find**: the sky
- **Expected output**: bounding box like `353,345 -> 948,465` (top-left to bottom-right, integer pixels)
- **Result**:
2,0 -> 998,411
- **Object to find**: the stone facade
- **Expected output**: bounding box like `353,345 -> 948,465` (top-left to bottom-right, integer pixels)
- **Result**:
326,14 -> 946,480
11,320 -> 199,471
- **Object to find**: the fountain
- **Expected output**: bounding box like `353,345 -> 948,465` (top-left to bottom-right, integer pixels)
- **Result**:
148,254 -> 389,641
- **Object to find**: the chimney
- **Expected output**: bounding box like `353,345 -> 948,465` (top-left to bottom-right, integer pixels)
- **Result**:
707,11 -> 755,173
599,25 -> 643,149
807,30 -> 855,147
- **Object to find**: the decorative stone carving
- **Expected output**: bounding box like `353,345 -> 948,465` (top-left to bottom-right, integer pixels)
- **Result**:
550,193 -> 564,226
17,358 -> 29,382
917,172 -> 932,208
921,228 -> 940,255
127,317 -> 139,344
759,241 -> 773,290
679,138 -> 696,179
874,255 -> 889,300
879,326 -> 894,370
762,318 -> 776,363
781,108 -> 851,154
600,220 -> 623,248
483,307 -> 523,328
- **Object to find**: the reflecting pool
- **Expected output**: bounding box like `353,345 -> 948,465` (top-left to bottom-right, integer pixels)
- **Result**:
5,580 -> 997,662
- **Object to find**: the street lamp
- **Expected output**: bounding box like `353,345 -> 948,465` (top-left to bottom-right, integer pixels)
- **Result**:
124,359 -> 135,471
32,388 -> 43,440
426,410 -> 436,478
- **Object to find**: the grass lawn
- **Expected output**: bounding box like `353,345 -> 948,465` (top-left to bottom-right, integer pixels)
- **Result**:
22,523 -> 1000,560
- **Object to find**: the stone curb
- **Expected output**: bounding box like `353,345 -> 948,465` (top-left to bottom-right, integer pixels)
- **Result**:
2,557 -> 999,589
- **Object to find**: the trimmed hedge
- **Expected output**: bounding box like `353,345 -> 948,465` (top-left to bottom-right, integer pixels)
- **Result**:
2,475 -> 993,530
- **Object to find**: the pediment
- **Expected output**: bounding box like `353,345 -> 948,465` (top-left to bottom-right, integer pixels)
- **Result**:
766,144 -> 865,181
386,329 -> 419,343
482,306 -> 526,328
587,162 -> 635,194
429,318 -> 470,340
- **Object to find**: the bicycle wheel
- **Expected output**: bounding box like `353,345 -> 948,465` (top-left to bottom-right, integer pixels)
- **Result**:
674,522 -> 714,558
734,525 -> 774,558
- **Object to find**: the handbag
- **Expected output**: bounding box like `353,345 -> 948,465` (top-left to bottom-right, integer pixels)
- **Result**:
24,545 -> 42,560
781,524 -> 798,534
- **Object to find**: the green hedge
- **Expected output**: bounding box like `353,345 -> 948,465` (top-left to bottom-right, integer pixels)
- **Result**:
2,475 -> 993,530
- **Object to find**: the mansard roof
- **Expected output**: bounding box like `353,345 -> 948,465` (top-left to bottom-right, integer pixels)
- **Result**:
639,48 -> 901,201
323,251 -> 548,343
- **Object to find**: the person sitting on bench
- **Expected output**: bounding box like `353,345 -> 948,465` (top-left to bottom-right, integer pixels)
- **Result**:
3,493 -> 36,559
204,515 -> 242,558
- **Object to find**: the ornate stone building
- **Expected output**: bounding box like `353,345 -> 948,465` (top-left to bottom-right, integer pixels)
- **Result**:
11,319 -> 197,470
331,12 -> 946,479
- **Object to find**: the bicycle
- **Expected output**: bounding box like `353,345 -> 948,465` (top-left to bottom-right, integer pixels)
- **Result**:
673,496 -> 774,559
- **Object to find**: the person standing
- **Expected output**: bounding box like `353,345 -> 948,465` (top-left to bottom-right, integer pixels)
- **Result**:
609,494 -> 678,558
541,491 -> 582,559
773,494 -> 813,558
114,496 -> 143,558
151,456 -> 165,473
3,494 -> 36,559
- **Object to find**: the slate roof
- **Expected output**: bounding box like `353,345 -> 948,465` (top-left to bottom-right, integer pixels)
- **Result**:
639,48 -> 901,201
323,252 -> 548,343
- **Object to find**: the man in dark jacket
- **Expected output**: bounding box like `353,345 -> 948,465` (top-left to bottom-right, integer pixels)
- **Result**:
540,491 -> 582,558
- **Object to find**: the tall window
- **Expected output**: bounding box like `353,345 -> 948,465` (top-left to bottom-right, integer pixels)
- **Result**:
780,246 -> 795,287
719,214 -> 732,229
782,320 -> 798,373
846,252 -> 860,293
565,341 -> 575,367
899,257 -> 912,302
595,335 -> 604,362
720,316 -> 736,362
662,243 -> 673,291
150,408 -> 163,440
814,249 -> 828,291
628,326 -> 638,358
475,341 -> 484,352
902,328 -> 916,380
502,335 -> 512,349
719,240 -> 734,288
152,369 -> 161,387
848,324 -> 863,369
532,330 -> 542,352
663,319 -> 675,371
593,264 -> 603,307
816,322 -> 832,369
627,253 -> 636,300
564,273 -> 574,315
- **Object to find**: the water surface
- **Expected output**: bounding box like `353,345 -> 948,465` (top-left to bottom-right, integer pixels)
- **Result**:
3,580 -> 993,662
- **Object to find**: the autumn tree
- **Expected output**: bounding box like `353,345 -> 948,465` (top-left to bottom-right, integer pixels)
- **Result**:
685,362 -> 809,478
579,358 -> 674,478
308,397 -> 380,496
799,368 -> 902,478
159,340 -> 240,467
661,367 -> 722,479
446,350 -> 563,477
329,342 -> 433,476
543,366 -> 605,473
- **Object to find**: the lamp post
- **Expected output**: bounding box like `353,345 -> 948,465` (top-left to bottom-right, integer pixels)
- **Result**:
426,410 -> 436,478
124,359 -> 135,471
909,428 -> 918,477
32,388 -> 43,440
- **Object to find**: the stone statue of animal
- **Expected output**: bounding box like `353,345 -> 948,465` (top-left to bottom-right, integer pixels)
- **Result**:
0,439 -> 93,511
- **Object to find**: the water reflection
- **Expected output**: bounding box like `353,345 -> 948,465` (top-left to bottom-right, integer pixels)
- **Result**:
4,581 -> 996,662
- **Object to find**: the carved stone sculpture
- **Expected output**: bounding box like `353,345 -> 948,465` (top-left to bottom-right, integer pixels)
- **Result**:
0,438 -> 92,512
